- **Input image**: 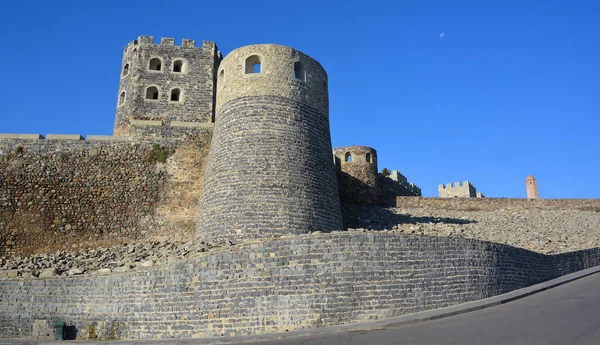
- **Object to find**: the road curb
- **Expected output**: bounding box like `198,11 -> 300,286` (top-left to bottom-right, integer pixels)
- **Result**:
3,265 -> 600,345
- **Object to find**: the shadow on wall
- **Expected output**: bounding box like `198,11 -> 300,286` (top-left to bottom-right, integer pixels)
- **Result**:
341,205 -> 477,230
337,171 -> 381,206
337,171 -> 422,208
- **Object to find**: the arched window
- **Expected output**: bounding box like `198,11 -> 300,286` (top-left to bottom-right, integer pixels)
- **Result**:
218,69 -> 225,90
170,88 -> 181,102
366,153 -> 371,163
119,91 -> 126,105
145,86 -> 159,100
149,58 -> 162,71
173,60 -> 183,73
294,61 -> 306,82
344,152 -> 353,163
245,55 -> 262,74
122,64 -> 129,77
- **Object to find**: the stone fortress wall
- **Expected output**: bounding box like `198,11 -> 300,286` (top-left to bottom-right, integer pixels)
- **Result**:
0,125 -> 211,257
388,170 -> 422,195
333,146 -> 421,206
1,36 -> 599,341
2,233 -> 600,339
396,196 -> 600,210
1,35 -> 219,256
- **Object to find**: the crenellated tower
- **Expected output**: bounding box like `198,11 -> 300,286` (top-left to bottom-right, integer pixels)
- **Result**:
333,146 -> 381,205
114,36 -> 221,136
438,181 -> 483,198
196,44 -> 343,243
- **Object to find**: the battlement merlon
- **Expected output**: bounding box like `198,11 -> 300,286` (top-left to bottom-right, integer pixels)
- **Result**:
390,169 -> 408,184
124,36 -> 218,52
439,181 -> 474,189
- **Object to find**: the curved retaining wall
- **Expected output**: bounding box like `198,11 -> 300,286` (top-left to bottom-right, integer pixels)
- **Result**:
1,232 -> 599,339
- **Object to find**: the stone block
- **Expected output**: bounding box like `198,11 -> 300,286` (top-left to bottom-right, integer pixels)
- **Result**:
0,270 -> 18,278
169,121 -> 214,129
0,134 -> 44,139
38,268 -> 56,278
45,134 -> 84,140
87,135 -> 130,141
130,119 -> 163,127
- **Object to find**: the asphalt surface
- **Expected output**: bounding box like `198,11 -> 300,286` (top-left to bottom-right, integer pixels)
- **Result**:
231,273 -> 600,345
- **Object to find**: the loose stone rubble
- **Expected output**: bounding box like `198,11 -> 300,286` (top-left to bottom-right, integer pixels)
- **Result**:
2,205 -> 599,278
0,240 -> 218,278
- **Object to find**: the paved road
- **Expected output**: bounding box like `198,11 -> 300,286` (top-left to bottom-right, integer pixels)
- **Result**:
234,273 -> 600,345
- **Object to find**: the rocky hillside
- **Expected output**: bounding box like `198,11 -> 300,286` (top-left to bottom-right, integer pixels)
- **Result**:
0,240 -> 219,278
343,204 -> 600,254
2,203 -> 599,278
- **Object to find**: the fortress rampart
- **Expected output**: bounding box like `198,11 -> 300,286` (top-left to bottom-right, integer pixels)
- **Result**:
2,233 -> 599,339
1,36 -> 599,341
0,127 -> 211,256
333,147 -> 421,206
389,170 -> 422,195
396,196 -> 600,210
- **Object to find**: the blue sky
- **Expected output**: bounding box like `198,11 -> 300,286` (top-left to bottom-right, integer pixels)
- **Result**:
0,0 -> 598,198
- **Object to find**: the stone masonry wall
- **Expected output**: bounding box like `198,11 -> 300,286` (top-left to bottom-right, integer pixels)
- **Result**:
197,44 -> 343,244
0,134 -> 210,256
396,196 -> 600,211
1,232 -> 599,339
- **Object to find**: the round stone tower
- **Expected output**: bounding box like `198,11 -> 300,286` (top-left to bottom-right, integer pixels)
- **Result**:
526,175 -> 539,199
196,44 -> 343,243
333,146 -> 381,205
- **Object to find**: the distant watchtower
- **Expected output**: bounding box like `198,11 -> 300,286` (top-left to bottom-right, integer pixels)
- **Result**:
438,181 -> 483,198
114,36 -> 221,136
526,175 -> 539,199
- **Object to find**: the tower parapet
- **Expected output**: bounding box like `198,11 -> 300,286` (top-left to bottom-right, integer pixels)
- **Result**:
438,180 -> 483,198
333,146 -> 380,205
389,170 -> 422,196
114,36 -> 222,136
196,44 -> 342,243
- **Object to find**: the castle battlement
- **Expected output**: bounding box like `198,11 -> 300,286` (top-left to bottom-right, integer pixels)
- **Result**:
438,180 -> 483,198
125,36 -> 213,51
116,36 -> 221,136
390,169 -> 421,195
439,181 -> 473,189
2,34 -> 596,342
0,133 -> 129,142
0,121 -> 213,144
